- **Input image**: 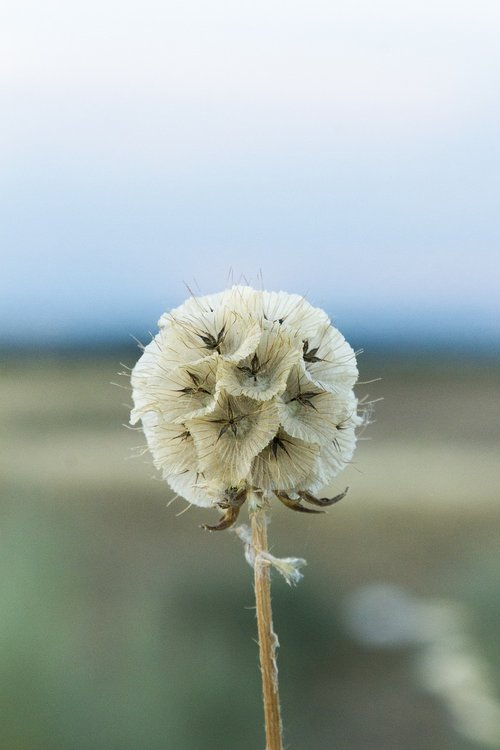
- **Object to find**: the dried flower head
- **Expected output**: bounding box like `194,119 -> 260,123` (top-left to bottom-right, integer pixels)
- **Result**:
130,285 -> 363,529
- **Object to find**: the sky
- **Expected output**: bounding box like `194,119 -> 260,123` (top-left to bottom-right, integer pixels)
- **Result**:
1,0 -> 499,348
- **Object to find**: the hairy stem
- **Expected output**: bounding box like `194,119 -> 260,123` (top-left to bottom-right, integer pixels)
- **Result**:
251,507 -> 283,750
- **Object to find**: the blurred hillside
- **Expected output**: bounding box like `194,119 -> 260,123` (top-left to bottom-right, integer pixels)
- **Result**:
1,349 -> 499,750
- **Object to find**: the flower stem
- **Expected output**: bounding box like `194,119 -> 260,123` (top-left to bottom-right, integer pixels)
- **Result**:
251,507 -> 283,750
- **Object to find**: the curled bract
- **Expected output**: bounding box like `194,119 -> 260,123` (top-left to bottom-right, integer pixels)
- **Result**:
130,285 -> 363,528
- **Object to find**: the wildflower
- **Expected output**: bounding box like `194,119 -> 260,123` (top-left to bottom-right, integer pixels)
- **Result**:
130,285 -> 363,529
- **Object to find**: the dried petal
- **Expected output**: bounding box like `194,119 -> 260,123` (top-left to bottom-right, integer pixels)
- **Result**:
131,356 -> 219,425
139,415 -> 195,476
313,394 -> 362,487
218,325 -> 301,401
167,468 -> 215,508
278,365 -> 348,444
251,429 -> 320,491
300,323 -> 358,393
158,304 -> 261,369
189,394 -> 281,487
258,290 -> 330,340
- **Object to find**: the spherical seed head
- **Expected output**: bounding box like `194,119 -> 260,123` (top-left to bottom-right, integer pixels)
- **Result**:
130,286 -> 363,512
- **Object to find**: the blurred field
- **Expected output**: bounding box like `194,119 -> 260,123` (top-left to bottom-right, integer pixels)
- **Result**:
1,349 -> 499,750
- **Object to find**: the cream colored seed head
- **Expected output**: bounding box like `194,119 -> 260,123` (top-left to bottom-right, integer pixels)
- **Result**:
130,285 -> 362,524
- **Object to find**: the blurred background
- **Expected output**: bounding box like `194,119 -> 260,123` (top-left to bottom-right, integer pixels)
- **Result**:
1,1 -> 500,748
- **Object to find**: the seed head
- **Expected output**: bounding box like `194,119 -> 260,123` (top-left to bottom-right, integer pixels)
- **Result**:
130,286 -> 363,526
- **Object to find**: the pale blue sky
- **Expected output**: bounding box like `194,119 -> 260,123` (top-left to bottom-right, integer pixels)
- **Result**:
1,0 -> 499,347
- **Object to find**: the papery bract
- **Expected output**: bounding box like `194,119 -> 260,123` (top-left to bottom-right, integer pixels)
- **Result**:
130,285 -> 362,523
